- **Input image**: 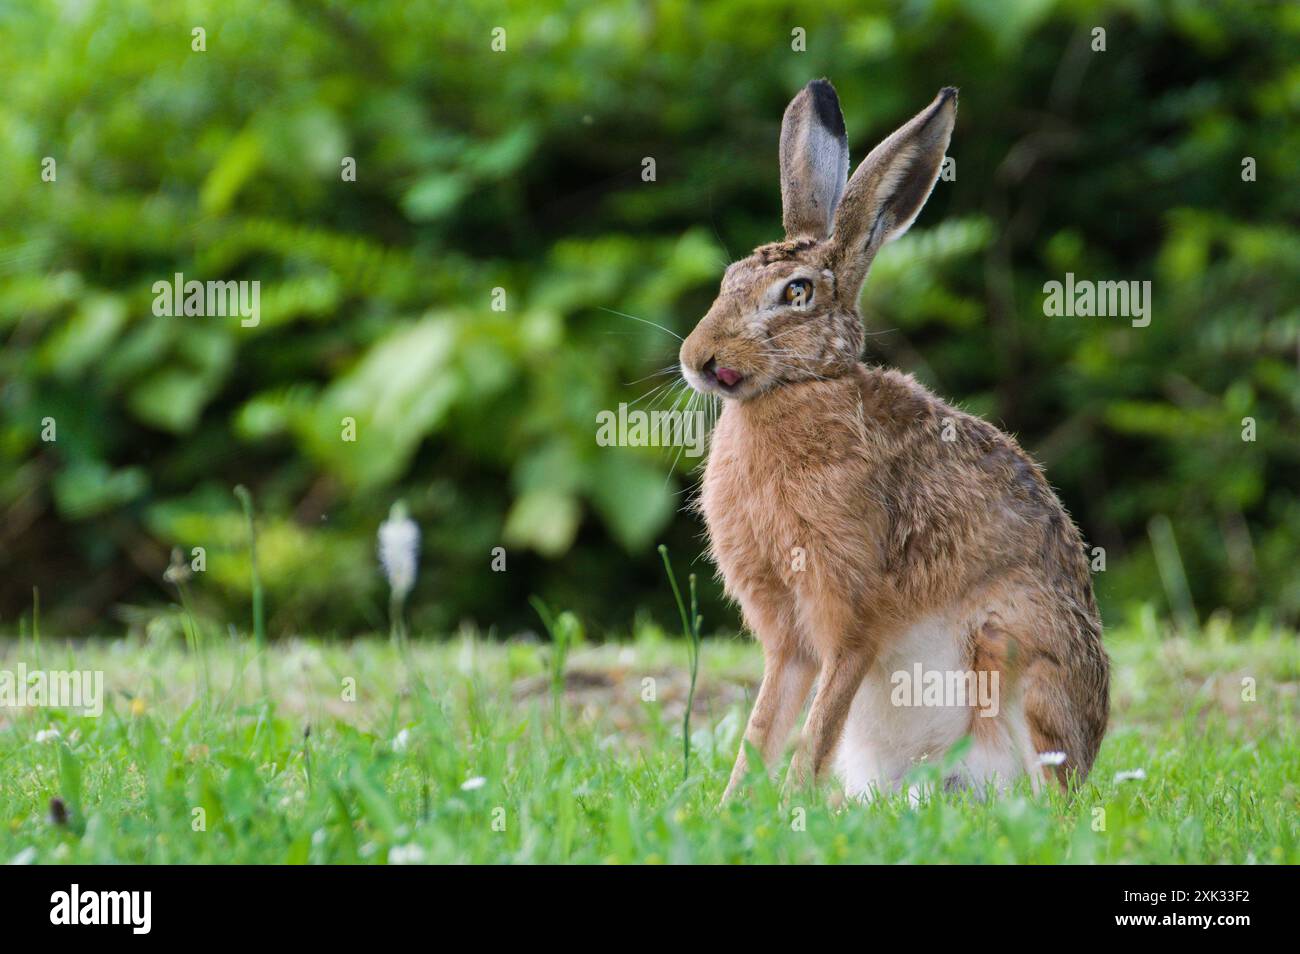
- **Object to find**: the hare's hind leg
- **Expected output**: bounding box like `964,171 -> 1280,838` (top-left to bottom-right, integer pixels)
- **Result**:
1022,645 -> 1109,789
965,594 -> 1108,792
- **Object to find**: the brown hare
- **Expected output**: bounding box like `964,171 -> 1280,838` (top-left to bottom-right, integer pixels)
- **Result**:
679,80 -> 1109,803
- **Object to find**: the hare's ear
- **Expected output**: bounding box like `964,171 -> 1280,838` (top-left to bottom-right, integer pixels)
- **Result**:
829,88 -> 956,294
779,79 -> 850,241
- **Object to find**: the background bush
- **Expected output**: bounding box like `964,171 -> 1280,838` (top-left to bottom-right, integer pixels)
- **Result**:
1,0 -> 1296,636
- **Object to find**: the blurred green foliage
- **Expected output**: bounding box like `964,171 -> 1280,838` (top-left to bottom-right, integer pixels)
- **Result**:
1,0 -> 1297,635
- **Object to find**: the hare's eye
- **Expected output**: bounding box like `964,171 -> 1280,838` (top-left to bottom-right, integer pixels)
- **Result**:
783,278 -> 813,308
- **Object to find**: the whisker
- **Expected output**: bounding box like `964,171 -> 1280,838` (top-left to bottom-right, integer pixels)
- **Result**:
763,325 -> 807,344
660,385 -> 692,413
627,378 -> 679,410
765,322 -> 897,343
623,364 -> 682,387
664,402 -> 691,489
763,358 -> 832,382
598,306 -> 683,341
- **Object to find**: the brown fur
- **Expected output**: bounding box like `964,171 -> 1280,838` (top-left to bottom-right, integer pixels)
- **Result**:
679,81 -> 1109,801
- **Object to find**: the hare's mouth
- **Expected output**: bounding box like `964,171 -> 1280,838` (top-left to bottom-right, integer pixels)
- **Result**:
701,358 -> 745,393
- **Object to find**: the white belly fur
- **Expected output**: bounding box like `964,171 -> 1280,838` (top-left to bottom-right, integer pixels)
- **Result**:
832,611 -> 1036,800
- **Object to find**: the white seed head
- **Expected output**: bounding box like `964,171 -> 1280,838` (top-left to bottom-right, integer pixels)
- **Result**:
378,501 -> 420,600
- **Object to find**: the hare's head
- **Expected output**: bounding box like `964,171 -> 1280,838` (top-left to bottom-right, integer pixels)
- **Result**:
681,80 -> 956,400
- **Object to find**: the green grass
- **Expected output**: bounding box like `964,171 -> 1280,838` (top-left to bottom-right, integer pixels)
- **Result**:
1,612 -> 1296,864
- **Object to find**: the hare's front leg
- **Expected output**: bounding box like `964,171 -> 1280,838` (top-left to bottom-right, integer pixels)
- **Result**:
721,642 -> 815,804
786,648 -> 874,793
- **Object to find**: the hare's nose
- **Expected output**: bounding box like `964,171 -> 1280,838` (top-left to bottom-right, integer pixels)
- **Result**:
702,357 -> 742,389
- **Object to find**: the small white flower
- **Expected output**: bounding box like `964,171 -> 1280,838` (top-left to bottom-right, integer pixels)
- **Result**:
1114,768 -> 1147,782
461,776 -> 486,791
378,502 -> 420,600
392,728 -> 411,753
389,843 -> 427,865
35,728 -> 61,744
1036,751 -> 1067,766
